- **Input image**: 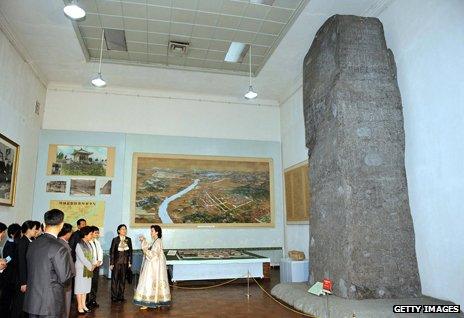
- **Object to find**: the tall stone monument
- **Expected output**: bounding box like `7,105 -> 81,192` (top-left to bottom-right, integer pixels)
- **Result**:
304,15 -> 421,299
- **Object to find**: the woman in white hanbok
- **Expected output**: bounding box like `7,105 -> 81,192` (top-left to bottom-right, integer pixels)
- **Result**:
133,225 -> 171,310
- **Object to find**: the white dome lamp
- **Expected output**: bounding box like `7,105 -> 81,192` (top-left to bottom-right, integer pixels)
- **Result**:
244,45 -> 257,100
63,1 -> 86,20
91,30 -> 107,88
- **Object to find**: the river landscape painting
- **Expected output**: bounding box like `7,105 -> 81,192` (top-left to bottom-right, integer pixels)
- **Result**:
131,153 -> 274,227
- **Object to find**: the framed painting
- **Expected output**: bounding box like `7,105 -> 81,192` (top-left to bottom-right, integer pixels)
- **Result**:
0,133 -> 20,206
131,153 -> 274,227
46,144 -> 115,177
284,161 -> 310,224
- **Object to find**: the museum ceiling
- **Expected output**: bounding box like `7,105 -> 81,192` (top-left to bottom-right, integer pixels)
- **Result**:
73,0 -> 308,76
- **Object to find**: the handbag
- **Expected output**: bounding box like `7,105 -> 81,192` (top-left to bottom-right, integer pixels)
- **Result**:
126,266 -> 133,284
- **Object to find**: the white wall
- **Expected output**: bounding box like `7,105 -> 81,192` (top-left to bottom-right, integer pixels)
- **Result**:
379,0 -> 464,307
0,28 -> 45,225
43,86 -> 280,142
280,85 -> 310,257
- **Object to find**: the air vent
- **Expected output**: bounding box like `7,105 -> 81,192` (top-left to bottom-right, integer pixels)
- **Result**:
169,41 -> 189,55
104,29 -> 127,51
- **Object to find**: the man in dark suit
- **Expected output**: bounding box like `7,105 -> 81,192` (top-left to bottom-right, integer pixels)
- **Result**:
57,223 -> 75,318
11,220 -> 36,318
0,223 -> 21,315
68,218 -> 86,262
23,209 -> 75,318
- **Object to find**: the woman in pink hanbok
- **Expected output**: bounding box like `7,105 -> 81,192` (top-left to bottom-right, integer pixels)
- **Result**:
133,225 -> 171,310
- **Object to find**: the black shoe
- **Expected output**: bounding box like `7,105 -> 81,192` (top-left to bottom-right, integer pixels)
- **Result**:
83,308 -> 92,313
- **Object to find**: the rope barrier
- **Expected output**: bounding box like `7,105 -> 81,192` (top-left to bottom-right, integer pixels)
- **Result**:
167,273 -> 318,317
251,277 -> 317,318
169,275 -> 245,290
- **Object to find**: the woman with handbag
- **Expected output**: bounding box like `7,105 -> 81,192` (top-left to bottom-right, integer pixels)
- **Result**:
133,225 -> 171,310
74,226 -> 96,314
109,224 -> 132,302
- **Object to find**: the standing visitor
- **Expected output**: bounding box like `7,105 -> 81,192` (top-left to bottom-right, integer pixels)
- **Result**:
58,223 -> 75,318
109,224 -> 132,302
134,225 -> 171,310
74,226 -> 95,314
86,225 -> 103,309
23,209 -> 75,318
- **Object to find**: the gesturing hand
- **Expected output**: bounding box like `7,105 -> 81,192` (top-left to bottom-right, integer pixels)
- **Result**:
20,285 -> 27,293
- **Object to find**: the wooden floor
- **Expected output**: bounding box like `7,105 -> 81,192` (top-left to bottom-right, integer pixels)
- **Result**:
69,268 -> 304,317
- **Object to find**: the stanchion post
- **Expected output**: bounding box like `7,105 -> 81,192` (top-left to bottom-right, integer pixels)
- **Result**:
246,270 -> 250,299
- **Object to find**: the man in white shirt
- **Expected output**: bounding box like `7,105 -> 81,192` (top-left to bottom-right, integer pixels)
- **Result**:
87,226 -> 103,309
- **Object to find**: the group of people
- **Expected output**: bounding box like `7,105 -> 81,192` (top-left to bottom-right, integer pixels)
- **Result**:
0,211 -> 171,317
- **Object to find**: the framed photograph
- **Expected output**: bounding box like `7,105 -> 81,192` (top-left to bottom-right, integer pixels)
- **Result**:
0,133 -> 20,206
46,181 -> 67,193
131,153 -> 274,227
70,179 -> 96,196
47,145 -> 115,177
99,180 -> 112,195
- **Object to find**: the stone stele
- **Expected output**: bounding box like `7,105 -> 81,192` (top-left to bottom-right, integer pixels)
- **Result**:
303,15 -> 421,299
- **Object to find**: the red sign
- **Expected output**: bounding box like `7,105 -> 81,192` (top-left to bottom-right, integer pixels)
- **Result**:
322,278 -> 333,292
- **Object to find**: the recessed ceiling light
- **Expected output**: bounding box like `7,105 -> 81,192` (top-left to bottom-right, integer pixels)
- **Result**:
225,42 -> 250,63
63,1 -> 86,20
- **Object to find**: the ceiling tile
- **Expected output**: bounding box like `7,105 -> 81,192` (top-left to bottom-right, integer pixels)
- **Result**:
273,0 -> 301,9
148,33 -> 170,44
100,15 -> 125,29
189,38 -> 211,49
124,18 -> 148,31
148,54 -> 168,64
266,7 -> 294,23
83,38 -> 102,49
251,45 -> 268,56
217,15 -> 241,29
147,0 -> 172,7
167,55 -> 187,66
220,0 -> 247,16
260,20 -> 284,35
148,20 -> 171,33
147,5 -> 171,20
195,12 -> 219,26
125,30 -> 148,42
187,48 -> 207,59
79,0 -> 99,12
79,26 -> 103,38
171,8 -> 196,24
213,28 -> 236,41
172,0 -> 199,10
197,0 -> 224,13
192,25 -> 215,38
206,50 -> 226,61
254,33 -> 277,46
170,23 -> 193,36
203,60 -> 224,70
208,39 -> 229,51
148,44 -> 168,55
233,30 -> 256,43
129,52 -> 148,62
96,0 -> 123,16
237,18 -> 262,33
122,2 -> 148,19
243,5 -> 270,19
184,58 -> 205,68
78,13 -> 101,27
127,41 -> 148,53
108,50 -> 130,60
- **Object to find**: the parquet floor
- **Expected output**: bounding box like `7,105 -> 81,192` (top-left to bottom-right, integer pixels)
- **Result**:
69,268 -> 304,317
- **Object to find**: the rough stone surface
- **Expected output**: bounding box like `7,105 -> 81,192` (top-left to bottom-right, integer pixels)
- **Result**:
303,15 -> 421,299
271,284 -> 464,318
